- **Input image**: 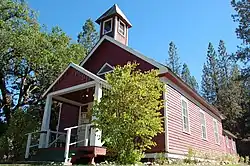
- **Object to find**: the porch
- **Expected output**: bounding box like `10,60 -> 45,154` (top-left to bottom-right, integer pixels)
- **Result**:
25,63 -> 108,165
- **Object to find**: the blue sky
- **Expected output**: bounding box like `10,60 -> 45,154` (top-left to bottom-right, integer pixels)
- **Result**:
27,0 -> 240,85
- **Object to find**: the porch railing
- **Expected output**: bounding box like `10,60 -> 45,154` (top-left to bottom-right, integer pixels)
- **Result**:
64,124 -> 93,164
25,130 -> 67,159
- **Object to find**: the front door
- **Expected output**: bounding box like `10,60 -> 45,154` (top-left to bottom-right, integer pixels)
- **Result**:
77,103 -> 92,146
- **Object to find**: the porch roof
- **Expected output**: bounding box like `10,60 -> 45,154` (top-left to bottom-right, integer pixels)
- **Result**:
42,63 -> 107,98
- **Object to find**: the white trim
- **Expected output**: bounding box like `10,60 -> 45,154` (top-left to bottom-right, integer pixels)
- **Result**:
48,81 -> 96,97
53,96 -> 85,106
114,16 -> 118,40
126,25 -> 128,45
56,103 -> 62,133
181,96 -> 190,134
226,135 -> 230,148
118,19 -> 126,37
97,63 -> 114,76
200,109 -> 207,140
80,35 -> 168,74
163,84 -> 169,152
232,139 -> 235,150
42,63 -> 106,98
213,118 -> 220,145
102,18 -> 113,35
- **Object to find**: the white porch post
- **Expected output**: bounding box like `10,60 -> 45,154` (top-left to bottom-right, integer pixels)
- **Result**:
90,83 -> 102,147
39,95 -> 52,148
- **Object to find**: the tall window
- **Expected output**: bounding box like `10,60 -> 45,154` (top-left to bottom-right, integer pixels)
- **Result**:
226,136 -> 229,148
182,98 -> 189,133
213,119 -> 219,144
103,18 -> 112,34
232,140 -> 235,150
118,20 -> 125,36
200,111 -> 207,140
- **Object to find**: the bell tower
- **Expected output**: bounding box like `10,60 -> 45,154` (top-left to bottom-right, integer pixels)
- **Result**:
96,4 -> 132,46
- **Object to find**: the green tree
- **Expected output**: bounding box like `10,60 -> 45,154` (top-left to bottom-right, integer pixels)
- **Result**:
201,43 -> 219,104
166,41 -> 181,76
231,0 -> 250,139
181,63 -> 199,91
77,18 -> 98,54
93,63 -> 164,164
0,109 -> 39,161
217,65 -> 244,136
231,0 -> 250,77
0,0 -> 86,125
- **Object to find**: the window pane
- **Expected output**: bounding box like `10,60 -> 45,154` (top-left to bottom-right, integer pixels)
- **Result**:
119,22 -> 125,35
104,20 -> 112,33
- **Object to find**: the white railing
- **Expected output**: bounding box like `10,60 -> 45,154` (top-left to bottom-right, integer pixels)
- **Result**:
25,130 -> 67,159
64,124 -> 92,164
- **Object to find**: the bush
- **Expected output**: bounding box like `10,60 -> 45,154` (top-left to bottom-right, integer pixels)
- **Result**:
0,109 -> 39,161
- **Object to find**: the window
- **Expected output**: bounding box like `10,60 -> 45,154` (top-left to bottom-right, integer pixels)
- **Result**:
232,140 -> 235,150
181,98 -> 189,133
226,136 -> 230,148
103,18 -> 112,34
118,20 -> 126,36
213,119 -> 219,145
97,63 -> 114,76
200,111 -> 207,140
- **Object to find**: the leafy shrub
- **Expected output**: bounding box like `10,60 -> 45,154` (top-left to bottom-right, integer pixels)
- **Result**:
155,153 -> 168,165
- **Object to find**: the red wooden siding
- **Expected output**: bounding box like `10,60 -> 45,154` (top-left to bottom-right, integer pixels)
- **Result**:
82,40 -> 157,74
52,67 -> 93,92
166,84 -> 226,154
59,103 -> 79,134
223,135 -> 237,154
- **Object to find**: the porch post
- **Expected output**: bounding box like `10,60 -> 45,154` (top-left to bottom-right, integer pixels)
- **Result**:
39,95 -> 52,148
90,83 -> 103,147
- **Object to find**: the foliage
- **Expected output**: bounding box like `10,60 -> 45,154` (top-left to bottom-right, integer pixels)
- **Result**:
201,43 -> 219,104
231,0 -> 250,140
0,109 -> 39,161
231,0 -> 250,77
0,0 -> 86,125
93,62 -> 164,164
181,63 -> 199,91
201,41 -> 246,137
166,41 -> 181,76
155,152 -> 168,165
77,18 -> 98,54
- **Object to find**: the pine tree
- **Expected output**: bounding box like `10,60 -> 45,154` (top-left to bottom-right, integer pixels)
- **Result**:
218,65 -> 244,136
181,63 -> 191,83
231,0 -> 250,77
190,76 -> 199,92
166,41 -> 181,76
181,63 -> 199,91
77,19 -> 98,54
201,43 -> 219,104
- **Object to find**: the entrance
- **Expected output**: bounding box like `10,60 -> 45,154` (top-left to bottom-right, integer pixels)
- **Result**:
77,102 -> 92,146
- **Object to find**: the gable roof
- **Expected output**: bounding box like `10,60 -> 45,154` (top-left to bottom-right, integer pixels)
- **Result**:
80,35 -> 168,74
42,63 -> 106,98
80,35 -> 225,119
96,4 -> 132,28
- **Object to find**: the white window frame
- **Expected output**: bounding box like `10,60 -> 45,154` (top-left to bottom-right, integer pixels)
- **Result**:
118,20 -> 126,37
97,63 -> 114,76
102,18 -> 113,35
213,118 -> 220,145
225,135 -> 230,148
181,96 -> 190,134
200,110 -> 207,140
232,140 -> 235,150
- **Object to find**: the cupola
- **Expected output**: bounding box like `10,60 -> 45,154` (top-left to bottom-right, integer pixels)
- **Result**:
96,4 -> 132,46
